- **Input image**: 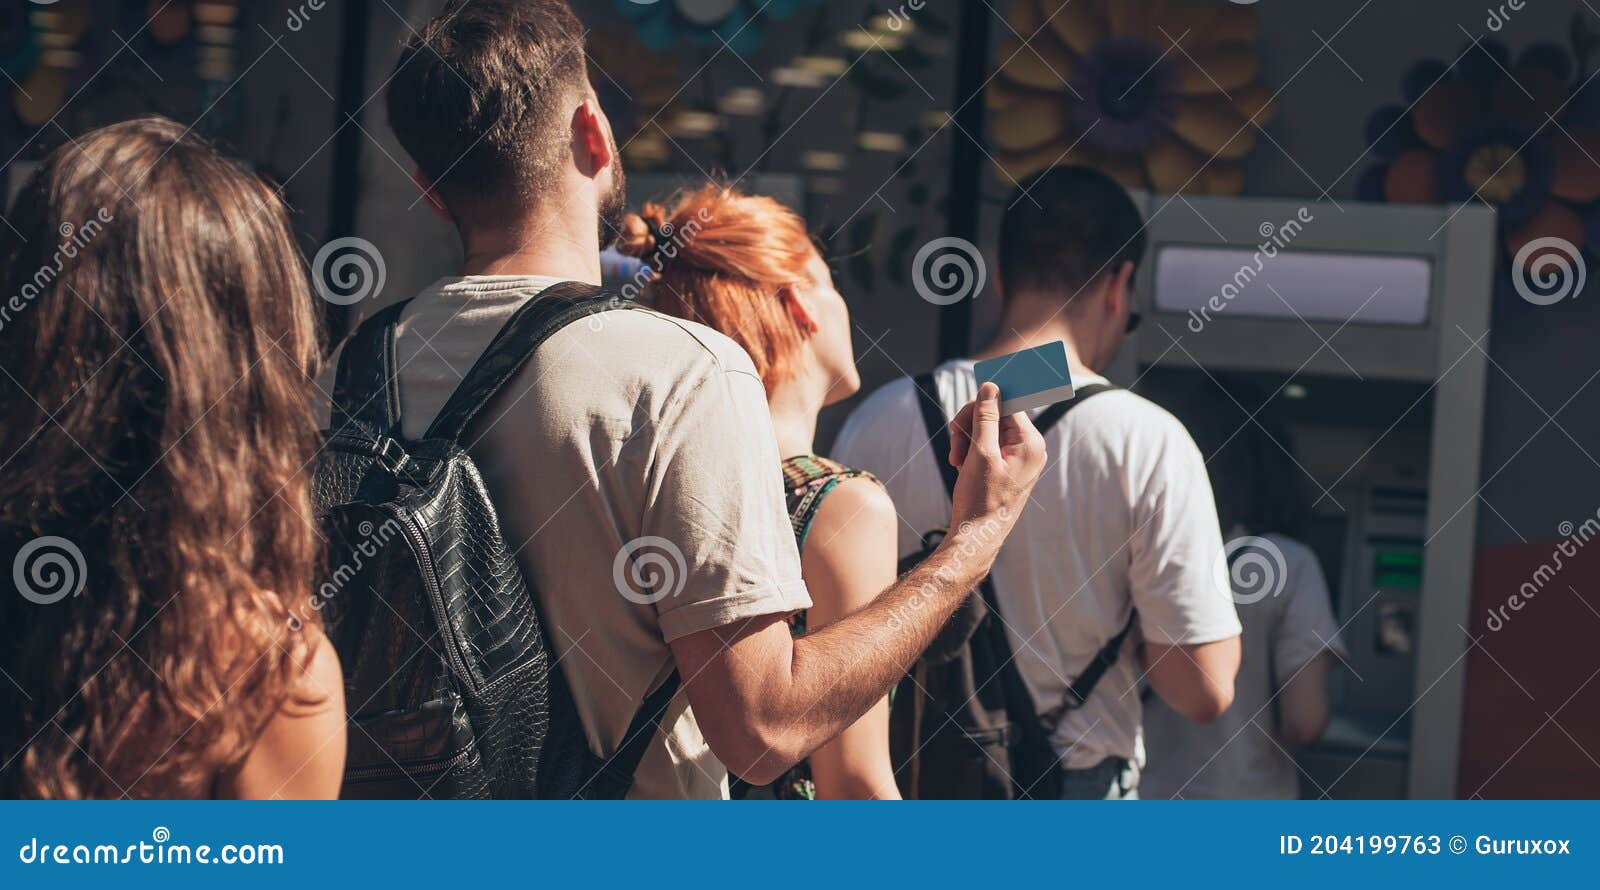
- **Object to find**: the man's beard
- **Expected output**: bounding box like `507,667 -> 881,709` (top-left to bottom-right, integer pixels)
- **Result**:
597,153 -> 627,251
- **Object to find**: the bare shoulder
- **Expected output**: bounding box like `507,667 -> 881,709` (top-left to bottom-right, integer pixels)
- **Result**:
217,629 -> 347,800
802,475 -> 899,619
282,629 -> 345,718
810,475 -> 897,544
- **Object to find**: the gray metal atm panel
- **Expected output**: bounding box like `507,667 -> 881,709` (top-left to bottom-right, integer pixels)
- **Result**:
1125,195 -> 1495,798
1128,197 -> 1491,384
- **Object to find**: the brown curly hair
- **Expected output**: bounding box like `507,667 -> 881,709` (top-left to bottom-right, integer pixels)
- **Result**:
0,117 -> 325,798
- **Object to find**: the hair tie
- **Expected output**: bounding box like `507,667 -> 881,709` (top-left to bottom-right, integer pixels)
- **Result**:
645,218 -> 677,269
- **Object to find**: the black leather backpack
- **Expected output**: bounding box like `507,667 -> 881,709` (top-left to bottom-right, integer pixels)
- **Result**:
312,282 -> 678,799
890,372 -> 1135,800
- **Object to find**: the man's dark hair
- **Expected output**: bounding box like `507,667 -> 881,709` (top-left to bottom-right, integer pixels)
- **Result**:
1156,377 -> 1310,539
386,0 -> 589,213
998,166 -> 1146,308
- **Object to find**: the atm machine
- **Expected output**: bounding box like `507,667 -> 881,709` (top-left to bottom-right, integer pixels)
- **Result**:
1113,196 -> 1497,798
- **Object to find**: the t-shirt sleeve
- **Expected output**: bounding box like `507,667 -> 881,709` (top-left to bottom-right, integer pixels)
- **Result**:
641,364 -> 812,643
1272,543 -> 1347,675
1123,408 -> 1243,646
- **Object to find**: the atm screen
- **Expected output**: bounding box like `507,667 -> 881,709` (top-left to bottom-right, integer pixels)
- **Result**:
1153,246 -> 1433,326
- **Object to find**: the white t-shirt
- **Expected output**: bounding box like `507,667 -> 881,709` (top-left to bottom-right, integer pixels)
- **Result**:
833,359 -> 1241,770
1141,533 -> 1346,799
321,276 -> 810,799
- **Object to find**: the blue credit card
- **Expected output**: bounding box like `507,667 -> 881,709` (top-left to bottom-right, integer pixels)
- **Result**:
974,341 -> 1076,415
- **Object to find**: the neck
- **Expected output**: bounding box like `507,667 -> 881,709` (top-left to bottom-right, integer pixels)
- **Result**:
975,304 -> 1097,380
458,203 -> 602,283
767,375 -> 824,458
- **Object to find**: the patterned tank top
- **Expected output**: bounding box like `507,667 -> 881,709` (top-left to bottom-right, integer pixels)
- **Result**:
737,455 -> 879,801
782,454 -> 878,557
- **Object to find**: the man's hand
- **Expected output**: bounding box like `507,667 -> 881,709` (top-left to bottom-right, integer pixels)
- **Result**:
673,385 -> 1048,784
944,382 -> 1047,557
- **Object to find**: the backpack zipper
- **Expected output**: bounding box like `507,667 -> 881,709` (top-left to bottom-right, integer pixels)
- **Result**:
388,505 -> 477,694
344,743 -> 477,782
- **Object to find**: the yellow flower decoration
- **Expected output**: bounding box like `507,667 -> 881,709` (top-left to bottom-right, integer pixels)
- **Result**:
989,0 -> 1275,194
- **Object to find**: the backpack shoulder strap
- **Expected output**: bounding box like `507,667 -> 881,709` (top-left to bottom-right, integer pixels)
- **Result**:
1050,609 -> 1138,721
1032,382 -> 1116,436
582,671 -> 681,798
912,371 -> 960,497
912,372 -> 1132,721
331,299 -> 413,437
424,281 -> 628,442
913,373 -> 1117,500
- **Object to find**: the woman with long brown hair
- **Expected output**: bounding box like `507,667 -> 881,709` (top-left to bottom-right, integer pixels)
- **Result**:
617,185 -> 901,799
0,117 -> 345,798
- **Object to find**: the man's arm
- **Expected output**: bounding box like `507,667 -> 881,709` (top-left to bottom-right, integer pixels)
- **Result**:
1276,651 -> 1333,746
671,383 -> 1045,784
1271,547 -> 1342,746
1124,409 -> 1243,727
1141,637 -> 1240,725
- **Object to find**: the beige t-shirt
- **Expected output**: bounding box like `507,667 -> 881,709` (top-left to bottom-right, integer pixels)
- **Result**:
322,276 -> 810,798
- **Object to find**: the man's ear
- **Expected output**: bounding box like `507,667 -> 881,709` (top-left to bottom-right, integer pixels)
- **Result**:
572,97 -> 615,179
778,283 -> 820,336
1105,259 -> 1135,317
410,168 -> 451,223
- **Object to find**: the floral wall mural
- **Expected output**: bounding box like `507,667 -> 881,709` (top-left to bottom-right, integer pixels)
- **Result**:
988,0 -> 1275,194
1360,24 -> 1600,302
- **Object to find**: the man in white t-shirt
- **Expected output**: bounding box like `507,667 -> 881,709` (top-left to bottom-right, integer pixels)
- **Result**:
834,166 -> 1242,799
1142,533 -> 1345,799
1139,381 -> 1347,799
329,0 -> 1048,799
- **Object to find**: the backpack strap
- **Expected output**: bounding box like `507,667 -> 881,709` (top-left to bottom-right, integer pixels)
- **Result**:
1044,609 -> 1138,724
912,372 -> 961,498
913,371 -> 1128,717
1033,382 -> 1116,433
424,281 -> 627,443
912,373 -> 1116,485
914,372 -> 1117,493
331,299 -> 413,437
583,671 -> 682,798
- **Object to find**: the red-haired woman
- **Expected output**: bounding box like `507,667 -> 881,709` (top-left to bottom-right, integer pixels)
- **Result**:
0,117 -> 345,798
618,186 -> 900,800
